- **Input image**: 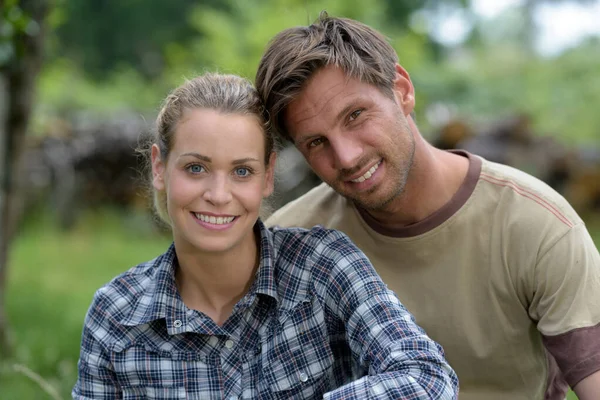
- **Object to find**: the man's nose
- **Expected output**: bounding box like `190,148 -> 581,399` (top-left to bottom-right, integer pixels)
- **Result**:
331,134 -> 364,170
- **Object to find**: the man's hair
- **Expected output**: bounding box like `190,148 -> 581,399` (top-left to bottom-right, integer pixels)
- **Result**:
256,12 -> 399,142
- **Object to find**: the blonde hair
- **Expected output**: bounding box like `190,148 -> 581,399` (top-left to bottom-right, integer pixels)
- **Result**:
142,73 -> 275,226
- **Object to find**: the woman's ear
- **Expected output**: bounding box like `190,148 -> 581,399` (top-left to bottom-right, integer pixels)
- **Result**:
392,63 -> 415,115
263,152 -> 277,198
151,144 -> 166,191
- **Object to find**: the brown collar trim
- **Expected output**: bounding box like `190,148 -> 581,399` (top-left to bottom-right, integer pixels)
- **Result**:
356,151 -> 482,238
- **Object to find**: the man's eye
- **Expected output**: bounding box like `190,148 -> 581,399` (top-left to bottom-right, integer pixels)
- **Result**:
309,138 -> 324,148
235,167 -> 251,177
349,109 -> 362,121
188,164 -> 205,174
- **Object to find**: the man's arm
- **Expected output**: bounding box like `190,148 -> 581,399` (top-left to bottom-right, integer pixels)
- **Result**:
530,223 -> 600,396
574,370 -> 600,400
316,230 -> 459,399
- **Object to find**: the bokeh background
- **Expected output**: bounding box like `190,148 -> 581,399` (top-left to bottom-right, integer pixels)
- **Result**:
1,0 -> 599,398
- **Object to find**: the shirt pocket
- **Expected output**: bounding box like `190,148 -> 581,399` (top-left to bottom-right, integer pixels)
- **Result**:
122,385 -> 186,399
109,340 -> 205,399
264,295 -> 335,398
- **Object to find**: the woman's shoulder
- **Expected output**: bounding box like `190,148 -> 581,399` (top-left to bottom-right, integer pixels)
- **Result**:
270,224 -> 353,247
268,224 -> 363,264
266,224 -> 382,305
88,247 -> 174,324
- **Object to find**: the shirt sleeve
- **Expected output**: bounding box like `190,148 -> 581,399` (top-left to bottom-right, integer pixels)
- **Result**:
72,293 -> 122,399
528,222 -> 600,387
314,230 -> 459,399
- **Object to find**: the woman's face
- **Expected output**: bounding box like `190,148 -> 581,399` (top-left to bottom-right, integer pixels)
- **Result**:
152,108 -> 275,255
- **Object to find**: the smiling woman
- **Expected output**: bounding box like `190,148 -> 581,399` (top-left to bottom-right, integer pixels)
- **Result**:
71,73 -> 459,399
151,108 -> 274,258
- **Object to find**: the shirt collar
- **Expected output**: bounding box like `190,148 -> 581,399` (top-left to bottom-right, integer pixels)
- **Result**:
118,244 -> 189,333
118,220 -> 279,330
252,219 -> 279,302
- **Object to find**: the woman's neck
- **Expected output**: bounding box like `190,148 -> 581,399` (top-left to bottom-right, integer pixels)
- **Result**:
174,231 -> 260,326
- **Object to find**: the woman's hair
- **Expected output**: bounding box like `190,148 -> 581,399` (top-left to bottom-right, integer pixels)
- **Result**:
256,11 -> 399,142
139,73 -> 276,226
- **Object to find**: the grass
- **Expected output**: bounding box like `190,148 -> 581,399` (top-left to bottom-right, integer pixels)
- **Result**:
1,209 -> 597,399
1,209 -> 171,399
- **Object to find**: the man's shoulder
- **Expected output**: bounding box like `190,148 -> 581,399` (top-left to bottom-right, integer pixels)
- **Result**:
477,157 -> 582,227
267,182 -> 347,229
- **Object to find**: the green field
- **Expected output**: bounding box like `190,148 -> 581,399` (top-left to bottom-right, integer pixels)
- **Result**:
1,209 -> 596,399
1,210 -> 171,399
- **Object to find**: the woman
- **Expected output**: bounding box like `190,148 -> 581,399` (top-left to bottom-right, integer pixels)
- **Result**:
73,73 -> 458,399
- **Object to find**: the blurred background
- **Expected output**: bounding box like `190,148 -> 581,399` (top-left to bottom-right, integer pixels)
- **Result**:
1,0 -> 599,398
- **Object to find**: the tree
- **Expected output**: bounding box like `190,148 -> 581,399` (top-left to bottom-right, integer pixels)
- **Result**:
53,0 -> 226,80
0,0 -> 49,358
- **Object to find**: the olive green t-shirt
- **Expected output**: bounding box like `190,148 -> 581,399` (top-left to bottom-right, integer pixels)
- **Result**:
266,152 -> 600,400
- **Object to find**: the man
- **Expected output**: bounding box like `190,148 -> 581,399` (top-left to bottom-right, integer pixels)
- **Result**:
256,13 -> 600,400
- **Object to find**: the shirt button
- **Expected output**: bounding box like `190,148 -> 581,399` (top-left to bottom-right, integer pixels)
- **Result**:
299,372 -> 308,382
173,320 -> 183,328
225,339 -> 234,349
228,396 -> 238,400
208,336 -> 219,346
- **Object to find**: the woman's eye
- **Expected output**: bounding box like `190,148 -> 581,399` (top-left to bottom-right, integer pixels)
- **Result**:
188,164 -> 204,174
349,109 -> 362,121
235,167 -> 250,177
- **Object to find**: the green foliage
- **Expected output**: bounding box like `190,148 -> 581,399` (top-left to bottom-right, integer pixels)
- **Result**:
52,0 -> 226,79
36,59 -> 167,115
31,0 -> 600,145
177,0 -> 389,80
34,0 -> 404,118
411,37 -> 600,143
0,0 -> 40,67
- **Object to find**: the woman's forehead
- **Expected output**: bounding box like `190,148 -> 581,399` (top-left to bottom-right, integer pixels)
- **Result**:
171,109 -> 266,160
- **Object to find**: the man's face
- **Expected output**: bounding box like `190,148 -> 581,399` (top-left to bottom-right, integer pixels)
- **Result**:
284,65 -> 416,211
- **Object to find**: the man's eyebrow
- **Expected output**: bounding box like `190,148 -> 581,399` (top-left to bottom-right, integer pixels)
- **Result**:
335,100 -> 360,125
296,133 -> 322,146
295,99 -> 361,145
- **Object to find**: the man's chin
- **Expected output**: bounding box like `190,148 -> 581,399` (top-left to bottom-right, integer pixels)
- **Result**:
347,186 -> 403,212
348,193 -> 390,211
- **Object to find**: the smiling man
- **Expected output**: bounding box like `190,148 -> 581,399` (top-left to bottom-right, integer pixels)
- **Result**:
257,13 -> 600,400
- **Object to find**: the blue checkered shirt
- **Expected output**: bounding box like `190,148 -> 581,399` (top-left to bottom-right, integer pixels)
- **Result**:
73,221 -> 458,399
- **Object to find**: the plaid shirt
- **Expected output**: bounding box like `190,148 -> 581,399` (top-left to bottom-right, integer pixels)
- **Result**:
73,221 -> 458,399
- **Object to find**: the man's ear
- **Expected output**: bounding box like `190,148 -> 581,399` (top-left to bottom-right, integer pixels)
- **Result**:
392,63 -> 415,116
263,152 -> 277,198
151,144 -> 166,191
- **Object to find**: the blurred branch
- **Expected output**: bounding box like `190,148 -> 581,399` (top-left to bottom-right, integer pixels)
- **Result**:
11,363 -> 64,400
